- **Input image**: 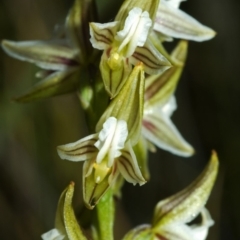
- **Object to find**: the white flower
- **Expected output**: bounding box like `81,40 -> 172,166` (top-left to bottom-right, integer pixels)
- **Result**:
90,7 -> 152,58
90,7 -> 171,97
143,96 -> 194,157
57,117 -> 146,208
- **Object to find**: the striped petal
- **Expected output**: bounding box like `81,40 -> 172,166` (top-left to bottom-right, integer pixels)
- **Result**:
143,100 -> 194,157
89,22 -> 118,50
117,142 -> 146,186
2,39 -> 79,70
57,134 -> 98,162
154,0 -> 216,41
130,39 -> 171,75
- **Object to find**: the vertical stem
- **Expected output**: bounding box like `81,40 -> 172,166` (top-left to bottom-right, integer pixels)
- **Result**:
94,189 -> 115,240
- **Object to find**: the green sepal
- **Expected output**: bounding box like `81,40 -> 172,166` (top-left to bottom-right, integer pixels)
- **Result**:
152,151 -> 219,229
83,159 -> 119,209
144,40 -> 188,108
122,225 -> 155,240
133,136 -> 150,181
96,63 -> 145,146
100,49 -> 132,98
14,69 -> 80,103
55,182 -> 88,240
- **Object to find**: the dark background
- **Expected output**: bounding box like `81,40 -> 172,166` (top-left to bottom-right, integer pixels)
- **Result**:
0,0 -> 239,239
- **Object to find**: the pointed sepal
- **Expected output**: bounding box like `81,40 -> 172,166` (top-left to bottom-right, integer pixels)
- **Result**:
144,40 -> 188,107
152,152 -> 218,228
142,99 -> 194,157
2,39 -> 79,70
14,69 -> 80,102
96,63 -> 145,146
100,48 -> 132,98
154,1 -> 216,42
42,182 -> 87,240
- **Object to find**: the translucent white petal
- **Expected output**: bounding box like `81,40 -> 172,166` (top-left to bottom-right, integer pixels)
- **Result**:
94,117 -> 128,166
41,228 -> 64,240
154,1 -> 216,41
163,0 -> 186,8
157,208 -> 214,240
95,117 -> 117,163
160,95 -> 177,117
108,119 -> 128,166
142,110 -> 194,157
116,7 -> 152,57
191,208 -> 214,240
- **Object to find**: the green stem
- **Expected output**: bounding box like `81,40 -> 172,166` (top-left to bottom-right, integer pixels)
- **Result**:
94,189 -> 115,240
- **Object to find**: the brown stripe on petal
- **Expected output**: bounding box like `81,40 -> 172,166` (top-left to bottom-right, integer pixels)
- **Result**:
143,119 -> 157,132
62,148 -> 98,156
59,139 -> 98,153
118,156 -> 143,183
133,48 -> 162,70
93,31 -> 113,45
155,234 -> 169,240
55,56 -> 79,67
145,67 -> 177,101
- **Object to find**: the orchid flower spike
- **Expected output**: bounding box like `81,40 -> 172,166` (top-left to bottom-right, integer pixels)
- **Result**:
57,117 -> 146,209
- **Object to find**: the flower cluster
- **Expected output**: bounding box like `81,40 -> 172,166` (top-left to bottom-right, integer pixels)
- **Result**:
2,0 -> 217,239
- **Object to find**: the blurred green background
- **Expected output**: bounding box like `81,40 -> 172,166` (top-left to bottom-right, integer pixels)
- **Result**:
0,0 -> 239,239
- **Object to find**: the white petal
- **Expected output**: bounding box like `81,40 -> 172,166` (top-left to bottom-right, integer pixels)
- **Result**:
117,142 -> 146,186
2,39 -> 79,71
154,1 -> 216,41
142,109 -> 194,157
41,228 -> 64,240
163,0 -> 186,8
160,95 -> 177,117
109,119 -> 128,166
57,133 -> 98,162
191,208 -> 214,240
115,7 -> 152,57
157,208 -> 214,240
95,117 -> 117,163
95,117 -> 128,167
89,22 -> 118,50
